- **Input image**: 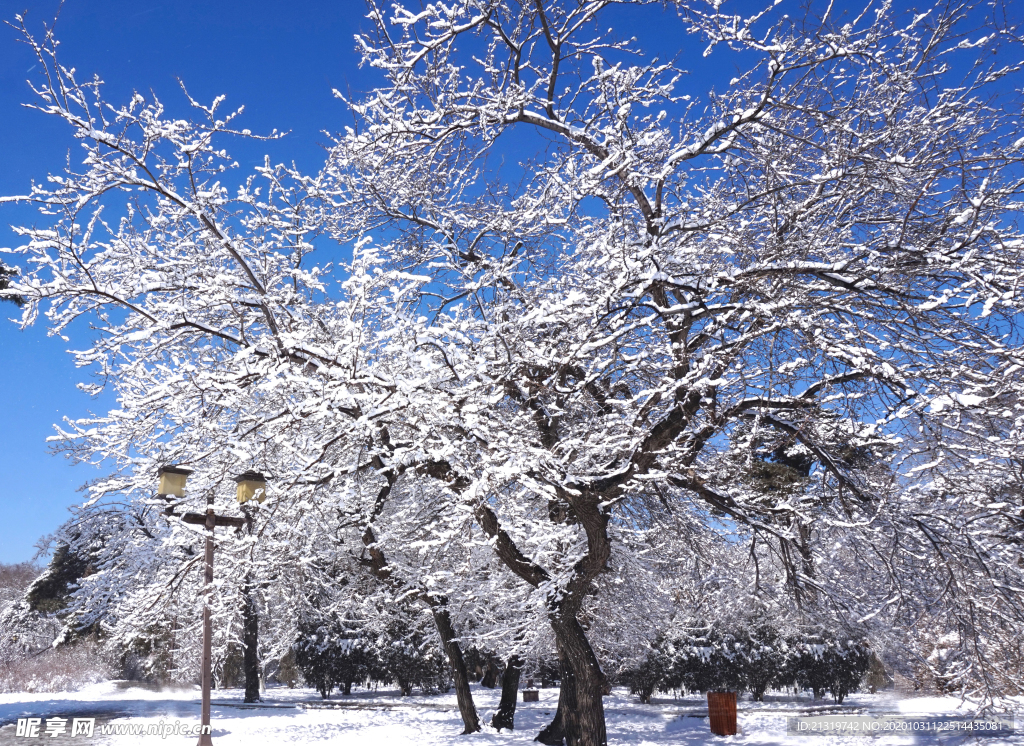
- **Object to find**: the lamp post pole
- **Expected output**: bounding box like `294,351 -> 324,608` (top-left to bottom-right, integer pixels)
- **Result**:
197,496 -> 216,746
187,499 -> 245,746
157,466 -> 249,746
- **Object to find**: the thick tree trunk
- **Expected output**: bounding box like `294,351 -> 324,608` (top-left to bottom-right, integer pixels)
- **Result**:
431,607 -> 482,734
550,616 -> 606,746
535,650 -> 585,746
492,655 -> 522,731
242,582 -> 260,704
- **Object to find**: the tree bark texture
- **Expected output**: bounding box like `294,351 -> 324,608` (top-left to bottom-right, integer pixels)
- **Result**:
550,496 -> 611,746
242,582 -> 260,703
555,639 -> 588,746
431,606 -> 482,734
535,678 -> 567,745
536,651 -> 586,746
492,654 -> 522,731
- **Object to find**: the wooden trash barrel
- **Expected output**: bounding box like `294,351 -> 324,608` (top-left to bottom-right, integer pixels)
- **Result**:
707,691 -> 737,736
523,689 -> 540,702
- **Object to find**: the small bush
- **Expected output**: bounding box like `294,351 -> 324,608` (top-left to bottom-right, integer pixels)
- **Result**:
623,648 -> 670,703
782,633 -> 870,703
374,621 -> 451,696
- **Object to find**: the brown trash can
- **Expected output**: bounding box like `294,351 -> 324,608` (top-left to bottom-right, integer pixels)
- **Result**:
523,689 -> 540,702
707,691 -> 737,736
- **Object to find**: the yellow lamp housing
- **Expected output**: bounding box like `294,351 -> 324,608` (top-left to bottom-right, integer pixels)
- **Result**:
234,471 -> 267,504
157,466 -> 193,498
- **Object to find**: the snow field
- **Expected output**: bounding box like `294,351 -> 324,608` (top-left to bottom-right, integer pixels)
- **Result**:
2,684 -> 1021,745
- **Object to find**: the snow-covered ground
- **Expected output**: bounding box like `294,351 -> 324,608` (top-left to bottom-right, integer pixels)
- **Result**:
1,683 -> 1020,745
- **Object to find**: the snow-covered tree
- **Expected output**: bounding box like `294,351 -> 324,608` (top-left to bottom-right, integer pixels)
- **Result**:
4,0 -> 1024,743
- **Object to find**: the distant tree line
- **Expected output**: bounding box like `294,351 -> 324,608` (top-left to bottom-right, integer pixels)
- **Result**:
294,614 -> 451,699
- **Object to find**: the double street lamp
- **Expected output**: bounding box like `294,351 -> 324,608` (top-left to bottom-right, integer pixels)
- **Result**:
157,466 -> 267,746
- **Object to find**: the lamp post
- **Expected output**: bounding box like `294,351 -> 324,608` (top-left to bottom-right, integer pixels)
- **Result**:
157,466 -> 248,746
196,493 -> 217,746
157,465 -> 192,499
233,471 -> 267,505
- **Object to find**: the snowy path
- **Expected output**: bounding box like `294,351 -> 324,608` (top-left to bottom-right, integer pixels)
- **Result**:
1,683 -> 1020,745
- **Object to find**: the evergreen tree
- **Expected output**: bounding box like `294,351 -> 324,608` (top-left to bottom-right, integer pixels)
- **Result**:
783,631 -> 870,703
26,540 -> 94,618
662,625 -> 741,694
0,263 -> 23,306
623,648 -> 670,704
293,617 -> 348,699
822,641 -> 871,704
737,620 -> 787,702
374,616 -> 451,696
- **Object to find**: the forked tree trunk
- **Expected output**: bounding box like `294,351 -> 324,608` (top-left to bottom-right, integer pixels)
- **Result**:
492,654 -> 522,731
431,607 -> 482,734
474,495 -> 611,746
242,581 -> 260,704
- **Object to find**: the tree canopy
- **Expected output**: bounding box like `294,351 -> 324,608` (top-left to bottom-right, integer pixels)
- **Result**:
4,1 -> 1024,743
